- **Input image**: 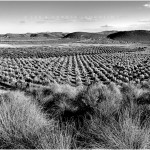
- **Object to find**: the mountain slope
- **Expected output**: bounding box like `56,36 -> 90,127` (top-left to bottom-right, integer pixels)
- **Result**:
0,32 -> 66,40
63,32 -> 105,40
107,30 -> 150,43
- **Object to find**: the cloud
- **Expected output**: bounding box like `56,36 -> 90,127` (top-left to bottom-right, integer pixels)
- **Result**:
23,16 -> 118,24
78,16 -> 118,22
139,20 -> 150,23
77,16 -> 108,22
78,17 -> 96,22
20,21 -> 26,24
101,25 -> 113,28
36,16 -> 77,24
144,2 -> 150,8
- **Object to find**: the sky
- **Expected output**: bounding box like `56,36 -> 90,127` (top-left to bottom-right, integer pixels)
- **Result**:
0,1 -> 150,34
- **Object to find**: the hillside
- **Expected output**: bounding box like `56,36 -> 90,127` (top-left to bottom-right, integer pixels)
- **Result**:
0,32 -> 66,40
63,32 -> 105,40
107,30 -> 150,43
99,30 -> 117,35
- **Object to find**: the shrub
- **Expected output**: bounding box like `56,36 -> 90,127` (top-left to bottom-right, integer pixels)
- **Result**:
85,82 -> 123,117
76,81 -> 150,149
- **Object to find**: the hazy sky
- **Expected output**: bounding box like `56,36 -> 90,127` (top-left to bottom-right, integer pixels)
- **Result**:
0,1 -> 150,33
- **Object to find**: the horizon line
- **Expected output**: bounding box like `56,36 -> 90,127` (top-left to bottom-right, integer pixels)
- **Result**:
1,29 -> 150,35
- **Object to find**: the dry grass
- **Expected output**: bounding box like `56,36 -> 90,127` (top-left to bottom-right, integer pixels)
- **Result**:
1,81 -> 150,148
0,91 -> 74,149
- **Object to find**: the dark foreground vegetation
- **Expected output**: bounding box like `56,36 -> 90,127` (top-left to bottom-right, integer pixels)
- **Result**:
1,81 -> 150,149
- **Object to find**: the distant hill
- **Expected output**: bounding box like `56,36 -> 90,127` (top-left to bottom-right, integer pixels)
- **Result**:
0,32 -> 67,40
99,30 -> 117,35
63,32 -> 105,40
1,30 -> 150,43
29,32 -> 67,39
0,33 -> 27,39
107,30 -> 150,43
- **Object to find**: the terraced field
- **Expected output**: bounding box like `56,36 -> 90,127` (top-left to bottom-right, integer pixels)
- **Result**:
0,45 -> 148,89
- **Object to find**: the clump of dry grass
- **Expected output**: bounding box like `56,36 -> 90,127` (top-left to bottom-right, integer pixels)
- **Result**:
85,82 -> 123,117
81,109 -> 150,149
0,91 -> 74,149
76,81 -> 150,149
28,83 -> 92,121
